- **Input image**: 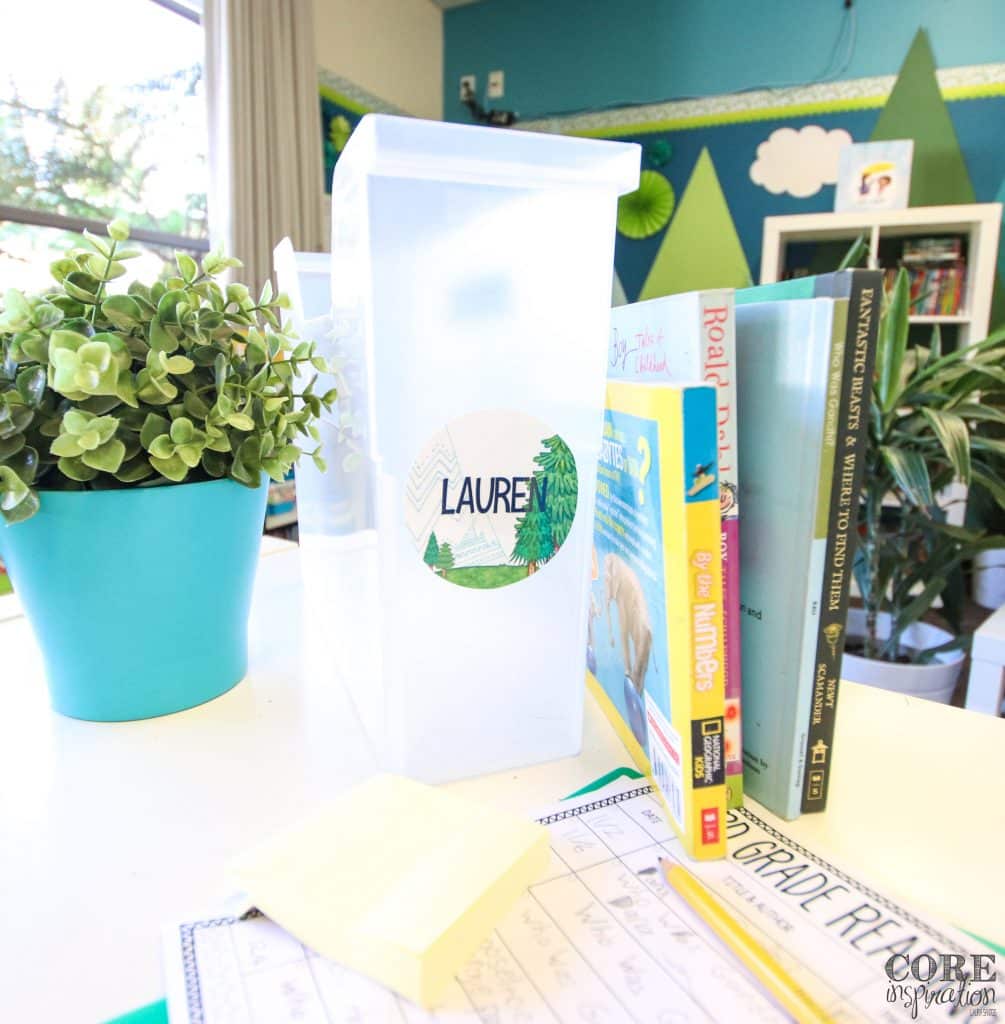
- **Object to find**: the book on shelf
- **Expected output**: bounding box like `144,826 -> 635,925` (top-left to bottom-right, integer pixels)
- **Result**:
587,380 -> 727,859
884,262 -> 965,316
900,236 -> 963,264
887,235 -> 967,316
265,470 -> 298,531
735,269 -> 881,819
605,290 -> 742,808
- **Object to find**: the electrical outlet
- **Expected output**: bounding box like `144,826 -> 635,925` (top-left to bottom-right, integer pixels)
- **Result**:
487,70 -> 505,100
459,75 -> 476,101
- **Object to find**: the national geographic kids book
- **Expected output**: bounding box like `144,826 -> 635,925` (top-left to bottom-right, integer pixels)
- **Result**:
608,290 -> 742,808
586,380 -> 727,860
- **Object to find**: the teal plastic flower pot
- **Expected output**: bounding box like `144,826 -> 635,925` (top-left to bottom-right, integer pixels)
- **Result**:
0,478 -> 268,721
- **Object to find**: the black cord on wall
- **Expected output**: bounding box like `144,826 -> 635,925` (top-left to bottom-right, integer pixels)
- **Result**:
461,81 -> 518,127
519,0 -> 857,124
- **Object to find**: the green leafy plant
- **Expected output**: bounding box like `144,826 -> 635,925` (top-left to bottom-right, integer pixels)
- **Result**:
0,220 -> 335,523
855,267 -> 1005,661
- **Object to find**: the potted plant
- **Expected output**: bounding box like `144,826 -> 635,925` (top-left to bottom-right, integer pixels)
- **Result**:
969,403 -> 1005,608
843,268 -> 1005,701
0,221 -> 335,721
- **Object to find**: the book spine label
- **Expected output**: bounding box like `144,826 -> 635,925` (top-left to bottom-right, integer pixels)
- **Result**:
680,386 -> 727,857
786,304 -> 845,818
789,537 -> 825,816
801,276 -> 881,813
698,294 -> 743,808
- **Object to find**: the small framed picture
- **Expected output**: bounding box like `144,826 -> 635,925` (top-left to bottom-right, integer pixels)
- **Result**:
834,140 -> 914,212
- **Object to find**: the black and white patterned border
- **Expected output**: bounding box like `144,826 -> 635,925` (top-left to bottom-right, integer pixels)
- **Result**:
317,67 -> 406,115
536,785 -> 655,825
521,62 -> 1005,135
181,909 -> 264,1023
541,782 -> 968,953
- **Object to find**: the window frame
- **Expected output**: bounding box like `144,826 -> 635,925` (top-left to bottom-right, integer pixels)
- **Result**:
149,0 -> 201,24
0,205 -> 210,254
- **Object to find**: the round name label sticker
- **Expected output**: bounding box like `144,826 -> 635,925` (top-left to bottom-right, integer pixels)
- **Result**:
405,409 -> 578,589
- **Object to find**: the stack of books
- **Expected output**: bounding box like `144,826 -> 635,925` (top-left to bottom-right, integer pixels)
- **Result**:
265,470 -> 298,533
886,236 -> 966,316
587,270 -> 881,842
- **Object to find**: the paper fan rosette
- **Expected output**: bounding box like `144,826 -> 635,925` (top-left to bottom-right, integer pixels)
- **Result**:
329,115 -> 352,153
617,170 -> 675,239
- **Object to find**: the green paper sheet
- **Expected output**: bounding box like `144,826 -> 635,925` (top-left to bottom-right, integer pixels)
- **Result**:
104,1001 -> 168,1024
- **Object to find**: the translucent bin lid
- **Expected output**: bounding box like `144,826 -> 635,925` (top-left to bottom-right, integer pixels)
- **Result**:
333,114 -> 640,195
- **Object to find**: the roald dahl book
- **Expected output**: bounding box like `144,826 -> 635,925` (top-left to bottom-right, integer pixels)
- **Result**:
587,380 -> 727,860
607,290 -> 743,808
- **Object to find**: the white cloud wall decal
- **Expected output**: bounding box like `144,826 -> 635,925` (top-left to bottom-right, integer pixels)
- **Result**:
750,126 -> 853,198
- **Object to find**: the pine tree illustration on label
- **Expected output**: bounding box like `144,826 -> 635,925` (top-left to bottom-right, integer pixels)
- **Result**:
405,410 -> 578,589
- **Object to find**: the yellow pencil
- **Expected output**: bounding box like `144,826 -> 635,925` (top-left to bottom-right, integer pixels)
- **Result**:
658,857 -> 834,1024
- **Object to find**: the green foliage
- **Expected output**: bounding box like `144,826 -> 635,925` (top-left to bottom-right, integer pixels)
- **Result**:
533,435 -> 578,551
441,564 -> 527,589
436,540 -> 455,572
508,438 -> 576,574
423,531 -> 439,570
837,233 -> 868,272
0,221 -> 336,524
510,481 -> 554,573
855,268 -> 1005,661
0,73 -> 206,232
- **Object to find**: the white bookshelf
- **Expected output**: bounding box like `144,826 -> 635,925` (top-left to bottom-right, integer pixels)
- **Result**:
265,508 -> 298,531
761,203 -> 1003,345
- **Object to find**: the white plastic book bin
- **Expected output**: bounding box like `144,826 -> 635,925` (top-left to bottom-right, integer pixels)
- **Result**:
274,247 -> 331,322
274,239 -> 372,538
298,114 -> 639,783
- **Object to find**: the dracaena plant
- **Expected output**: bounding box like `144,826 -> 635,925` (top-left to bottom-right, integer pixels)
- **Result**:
855,267 -> 1005,661
0,220 -> 335,524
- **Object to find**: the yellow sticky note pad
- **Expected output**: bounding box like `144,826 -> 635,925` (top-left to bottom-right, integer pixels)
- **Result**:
229,773 -> 550,1008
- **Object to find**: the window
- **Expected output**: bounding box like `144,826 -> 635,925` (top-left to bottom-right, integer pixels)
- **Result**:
0,0 -> 208,293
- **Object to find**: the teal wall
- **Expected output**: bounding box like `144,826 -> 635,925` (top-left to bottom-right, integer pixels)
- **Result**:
443,0 -> 1005,122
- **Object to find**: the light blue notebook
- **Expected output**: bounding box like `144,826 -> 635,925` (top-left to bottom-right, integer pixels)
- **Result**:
735,298 -> 838,820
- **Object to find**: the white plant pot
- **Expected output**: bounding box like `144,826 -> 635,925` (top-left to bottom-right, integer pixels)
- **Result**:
973,548 -> 1005,610
842,608 -> 964,704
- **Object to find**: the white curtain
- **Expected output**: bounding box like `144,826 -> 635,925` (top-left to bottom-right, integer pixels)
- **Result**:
204,0 -> 326,292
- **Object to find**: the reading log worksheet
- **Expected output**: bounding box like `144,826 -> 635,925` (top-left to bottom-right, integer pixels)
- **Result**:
165,779 -> 994,1023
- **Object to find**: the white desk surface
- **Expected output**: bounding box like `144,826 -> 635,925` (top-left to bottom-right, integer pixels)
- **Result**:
1,545 -> 1003,1024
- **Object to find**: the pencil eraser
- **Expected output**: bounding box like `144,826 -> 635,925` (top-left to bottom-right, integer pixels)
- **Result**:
228,773 -> 550,1008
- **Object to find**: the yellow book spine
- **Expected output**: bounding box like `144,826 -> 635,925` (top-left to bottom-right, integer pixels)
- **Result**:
681,498 -> 727,858
659,387 -> 726,860
589,381 -> 726,861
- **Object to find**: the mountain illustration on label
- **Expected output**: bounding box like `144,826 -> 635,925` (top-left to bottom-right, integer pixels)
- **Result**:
405,410 -> 578,590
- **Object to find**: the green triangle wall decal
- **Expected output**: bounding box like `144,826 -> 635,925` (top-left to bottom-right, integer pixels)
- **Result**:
988,176 -> 1005,331
639,148 -> 752,300
612,269 -> 628,307
870,28 -> 975,207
